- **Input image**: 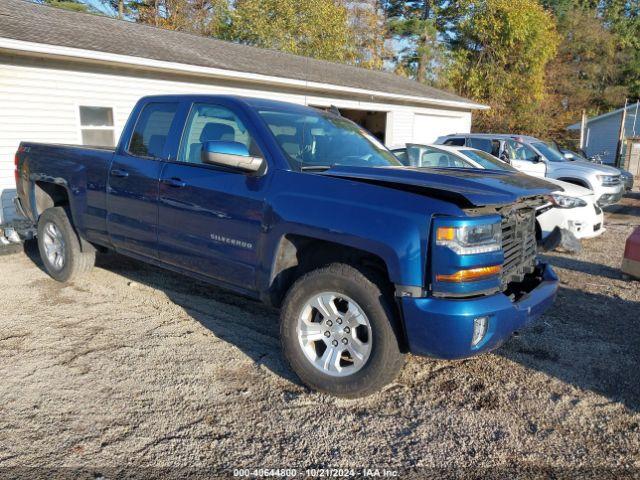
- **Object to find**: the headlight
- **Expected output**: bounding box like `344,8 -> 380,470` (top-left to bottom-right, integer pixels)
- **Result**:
549,194 -> 587,209
597,174 -> 620,186
436,222 -> 502,255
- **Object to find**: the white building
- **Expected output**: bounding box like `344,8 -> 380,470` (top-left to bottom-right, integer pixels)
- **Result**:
0,0 -> 486,223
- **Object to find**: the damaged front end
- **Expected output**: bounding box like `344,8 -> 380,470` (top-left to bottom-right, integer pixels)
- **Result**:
462,195 -> 552,301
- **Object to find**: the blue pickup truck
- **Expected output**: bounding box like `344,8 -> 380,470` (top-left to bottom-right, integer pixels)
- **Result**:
14,95 -> 558,397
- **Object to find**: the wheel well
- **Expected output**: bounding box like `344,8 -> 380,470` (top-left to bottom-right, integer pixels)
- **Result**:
32,182 -> 95,253
34,182 -> 69,217
268,234 -> 392,308
557,177 -> 591,189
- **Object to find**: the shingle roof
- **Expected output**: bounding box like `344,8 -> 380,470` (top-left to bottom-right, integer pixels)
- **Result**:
0,0 -> 484,109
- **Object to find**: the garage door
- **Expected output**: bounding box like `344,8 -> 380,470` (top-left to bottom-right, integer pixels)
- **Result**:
413,113 -> 467,144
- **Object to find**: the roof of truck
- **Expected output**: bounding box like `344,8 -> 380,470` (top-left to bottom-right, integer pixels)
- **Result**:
439,133 -> 542,142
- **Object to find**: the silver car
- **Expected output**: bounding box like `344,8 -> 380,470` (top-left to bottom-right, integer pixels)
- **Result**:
560,148 -> 634,192
435,134 -> 624,206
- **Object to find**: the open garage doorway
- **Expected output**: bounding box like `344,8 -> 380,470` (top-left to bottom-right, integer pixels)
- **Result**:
340,109 -> 387,143
313,106 -> 388,144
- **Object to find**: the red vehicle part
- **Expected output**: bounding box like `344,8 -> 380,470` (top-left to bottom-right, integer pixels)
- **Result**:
622,226 -> 640,279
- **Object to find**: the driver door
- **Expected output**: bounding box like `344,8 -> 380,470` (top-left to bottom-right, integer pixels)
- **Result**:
156,102 -> 269,291
504,140 -> 546,177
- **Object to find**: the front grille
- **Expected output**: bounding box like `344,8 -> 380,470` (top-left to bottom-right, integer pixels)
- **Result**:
501,207 -> 537,289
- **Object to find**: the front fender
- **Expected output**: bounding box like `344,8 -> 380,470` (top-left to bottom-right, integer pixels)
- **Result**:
552,168 -> 594,190
259,170 -> 464,289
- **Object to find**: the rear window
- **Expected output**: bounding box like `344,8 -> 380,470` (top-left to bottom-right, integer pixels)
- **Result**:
128,102 -> 178,159
468,138 -> 494,154
460,149 -> 516,171
443,138 -> 465,146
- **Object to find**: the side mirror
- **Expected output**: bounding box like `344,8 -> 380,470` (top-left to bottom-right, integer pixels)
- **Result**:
201,141 -> 264,173
532,154 -> 542,164
563,152 -> 573,159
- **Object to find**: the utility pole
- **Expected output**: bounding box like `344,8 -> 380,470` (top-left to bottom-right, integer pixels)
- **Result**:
118,0 -> 124,19
579,109 -> 587,152
616,99 -> 628,167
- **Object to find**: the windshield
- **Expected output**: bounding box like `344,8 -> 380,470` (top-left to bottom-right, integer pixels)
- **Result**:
459,149 -> 516,171
258,109 -> 401,169
532,142 -> 566,162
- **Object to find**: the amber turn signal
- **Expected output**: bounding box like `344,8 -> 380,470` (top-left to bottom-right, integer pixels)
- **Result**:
436,227 -> 456,242
436,265 -> 501,283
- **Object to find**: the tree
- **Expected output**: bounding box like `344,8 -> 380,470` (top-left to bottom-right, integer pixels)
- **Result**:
383,1 -> 445,84
125,0 -> 229,34
540,6 -> 626,139
442,0 -> 559,134
340,0 -> 389,69
39,0 -> 95,13
603,0 -> 640,99
227,0 -> 356,63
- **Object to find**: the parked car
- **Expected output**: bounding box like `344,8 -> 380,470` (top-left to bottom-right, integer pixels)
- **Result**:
15,95 -> 559,398
435,134 -> 624,206
390,144 -> 605,240
560,148 -> 634,192
622,226 -> 640,280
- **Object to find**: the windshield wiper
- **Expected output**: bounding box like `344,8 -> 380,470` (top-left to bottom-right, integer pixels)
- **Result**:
300,165 -> 333,171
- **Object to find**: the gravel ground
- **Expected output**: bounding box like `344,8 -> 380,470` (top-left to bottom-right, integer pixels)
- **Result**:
0,195 -> 639,479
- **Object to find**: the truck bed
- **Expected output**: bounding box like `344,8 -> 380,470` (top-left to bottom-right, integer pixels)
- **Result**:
16,141 -> 114,245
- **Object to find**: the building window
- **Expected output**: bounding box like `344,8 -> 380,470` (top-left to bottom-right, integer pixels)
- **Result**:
79,106 -> 115,147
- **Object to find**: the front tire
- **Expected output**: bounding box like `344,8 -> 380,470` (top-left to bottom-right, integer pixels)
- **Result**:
37,207 -> 95,282
280,263 -> 405,398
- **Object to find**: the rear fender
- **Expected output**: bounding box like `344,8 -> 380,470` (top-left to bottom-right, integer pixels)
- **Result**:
29,178 -> 94,253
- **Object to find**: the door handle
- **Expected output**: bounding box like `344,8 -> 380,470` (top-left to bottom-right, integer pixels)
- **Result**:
161,178 -> 187,188
110,169 -> 129,178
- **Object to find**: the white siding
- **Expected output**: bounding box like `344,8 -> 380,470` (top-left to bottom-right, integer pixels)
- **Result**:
413,111 -> 471,144
0,53 -> 475,222
386,110 -> 414,147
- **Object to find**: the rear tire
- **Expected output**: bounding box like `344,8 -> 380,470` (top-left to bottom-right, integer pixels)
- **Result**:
37,207 -> 95,282
280,263 -> 405,398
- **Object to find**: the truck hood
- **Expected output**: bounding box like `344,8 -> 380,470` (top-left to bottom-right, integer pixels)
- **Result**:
543,178 -> 594,198
318,165 -> 557,207
563,159 -> 620,175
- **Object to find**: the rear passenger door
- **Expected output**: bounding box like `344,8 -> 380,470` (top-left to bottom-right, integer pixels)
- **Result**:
468,138 -> 497,156
156,102 -> 269,291
107,101 -> 179,258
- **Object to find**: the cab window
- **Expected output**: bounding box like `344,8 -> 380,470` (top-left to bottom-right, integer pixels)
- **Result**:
505,139 -> 539,162
468,137 -> 493,154
128,102 -> 178,159
179,103 -> 256,164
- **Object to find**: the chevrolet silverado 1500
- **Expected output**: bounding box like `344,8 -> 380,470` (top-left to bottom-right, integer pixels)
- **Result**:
15,95 -> 559,397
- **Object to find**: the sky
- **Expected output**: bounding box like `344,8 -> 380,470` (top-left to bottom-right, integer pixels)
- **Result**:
83,0 -> 116,16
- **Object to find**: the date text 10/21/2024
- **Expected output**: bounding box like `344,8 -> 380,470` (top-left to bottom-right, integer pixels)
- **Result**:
232,468 -> 399,477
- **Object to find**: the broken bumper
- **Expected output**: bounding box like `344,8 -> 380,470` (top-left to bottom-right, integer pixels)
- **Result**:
401,263 -> 558,359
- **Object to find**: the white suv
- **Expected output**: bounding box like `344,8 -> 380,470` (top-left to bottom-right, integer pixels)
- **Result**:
435,134 -> 624,206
